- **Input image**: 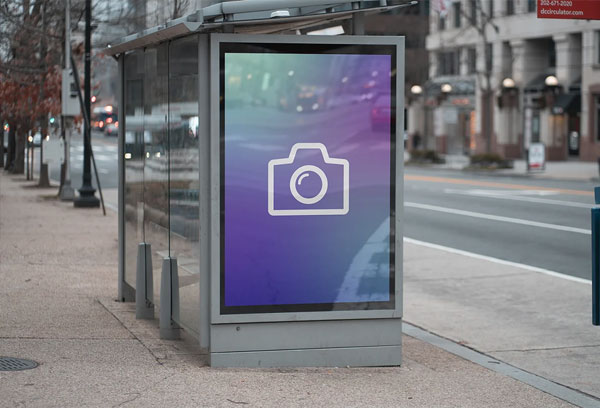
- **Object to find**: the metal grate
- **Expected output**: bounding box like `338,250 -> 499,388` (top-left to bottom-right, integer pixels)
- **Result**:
0,357 -> 38,371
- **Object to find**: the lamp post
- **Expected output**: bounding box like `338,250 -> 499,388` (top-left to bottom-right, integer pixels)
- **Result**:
74,0 -> 99,208
410,85 -> 424,150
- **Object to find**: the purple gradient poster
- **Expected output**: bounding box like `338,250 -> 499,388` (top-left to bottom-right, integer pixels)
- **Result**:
220,43 -> 396,314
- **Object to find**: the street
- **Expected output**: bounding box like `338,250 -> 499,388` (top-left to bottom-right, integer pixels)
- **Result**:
43,126 -> 594,283
43,129 -> 118,189
404,168 -> 594,280
42,125 -> 594,282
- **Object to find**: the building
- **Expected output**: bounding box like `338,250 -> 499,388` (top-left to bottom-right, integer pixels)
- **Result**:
413,0 -> 600,161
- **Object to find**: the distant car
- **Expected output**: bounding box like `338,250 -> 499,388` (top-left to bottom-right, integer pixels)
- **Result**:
370,94 -> 393,131
104,122 -> 118,137
296,85 -> 329,112
30,132 -> 42,147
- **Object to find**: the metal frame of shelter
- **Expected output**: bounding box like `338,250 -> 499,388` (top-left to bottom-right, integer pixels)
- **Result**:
107,0 -> 408,367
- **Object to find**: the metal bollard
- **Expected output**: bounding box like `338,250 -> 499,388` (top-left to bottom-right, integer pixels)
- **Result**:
159,257 -> 181,340
135,243 -> 154,319
593,188 -> 600,326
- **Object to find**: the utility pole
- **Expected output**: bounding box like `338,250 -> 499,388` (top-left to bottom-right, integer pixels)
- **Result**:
74,0 -> 100,208
38,0 -> 50,187
60,0 -> 75,200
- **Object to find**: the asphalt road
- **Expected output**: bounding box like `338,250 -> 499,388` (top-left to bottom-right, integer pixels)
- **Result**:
45,129 -> 119,189
404,168 -> 594,280
39,124 -> 593,280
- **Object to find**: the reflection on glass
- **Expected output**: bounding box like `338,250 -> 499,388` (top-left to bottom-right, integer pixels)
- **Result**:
124,50 -> 145,287
144,44 -> 170,311
169,36 -> 200,335
221,46 -> 395,314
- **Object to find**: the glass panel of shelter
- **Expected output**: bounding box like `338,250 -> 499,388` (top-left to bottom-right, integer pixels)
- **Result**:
143,44 -> 170,312
124,50 -> 145,289
123,36 -> 201,337
168,35 -> 200,335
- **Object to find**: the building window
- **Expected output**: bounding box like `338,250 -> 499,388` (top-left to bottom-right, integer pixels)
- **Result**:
549,43 -> 556,68
439,15 -> 446,30
489,0 -> 494,18
470,0 -> 477,24
596,96 -> 600,141
438,50 -> 460,76
454,2 -> 462,28
467,48 -> 477,74
485,43 -> 493,73
596,31 -> 600,65
528,0 -> 536,12
506,0 -> 514,15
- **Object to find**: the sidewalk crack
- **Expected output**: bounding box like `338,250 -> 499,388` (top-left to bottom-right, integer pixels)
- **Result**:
111,373 -> 175,407
490,344 -> 600,353
97,299 -> 164,365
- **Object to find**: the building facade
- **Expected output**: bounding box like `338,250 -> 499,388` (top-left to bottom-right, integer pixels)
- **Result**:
413,0 -> 600,161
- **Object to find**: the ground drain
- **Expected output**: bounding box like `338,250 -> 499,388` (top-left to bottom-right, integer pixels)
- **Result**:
0,357 -> 38,371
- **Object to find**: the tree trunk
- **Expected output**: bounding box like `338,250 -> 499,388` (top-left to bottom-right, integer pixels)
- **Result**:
0,123 -> 4,168
38,130 -> 50,187
12,131 -> 25,174
37,0 -> 50,187
5,124 -> 16,171
59,116 -> 66,192
482,90 -> 494,154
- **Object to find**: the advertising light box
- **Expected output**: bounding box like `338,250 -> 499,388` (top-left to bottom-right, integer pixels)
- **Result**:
217,37 -> 400,316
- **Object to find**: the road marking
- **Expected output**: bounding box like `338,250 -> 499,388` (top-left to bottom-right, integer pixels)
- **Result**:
405,201 -> 591,235
404,237 -> 591,284
405,174 -> 592,197
444,188 -> 591,209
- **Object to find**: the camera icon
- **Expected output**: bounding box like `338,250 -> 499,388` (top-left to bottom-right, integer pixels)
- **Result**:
268,143 -> 349,216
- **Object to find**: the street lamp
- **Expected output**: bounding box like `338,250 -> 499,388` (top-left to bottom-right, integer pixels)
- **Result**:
410,85 -> 423,95
409,84 -> 426,150
502,77 -> 516,89
498,77 -> 518,109
74,0 -> 99,208
544,75 -> 558,87
441,83 -> 452,93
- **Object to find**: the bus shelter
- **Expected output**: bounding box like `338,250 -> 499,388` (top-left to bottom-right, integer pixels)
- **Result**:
106,1 -> 405,367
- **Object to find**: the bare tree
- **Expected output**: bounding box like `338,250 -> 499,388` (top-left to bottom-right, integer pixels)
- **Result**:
432,0 -> 499,154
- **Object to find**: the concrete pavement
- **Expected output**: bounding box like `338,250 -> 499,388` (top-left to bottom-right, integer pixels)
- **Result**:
414,154 -> 599,181
0,171 -> 596,407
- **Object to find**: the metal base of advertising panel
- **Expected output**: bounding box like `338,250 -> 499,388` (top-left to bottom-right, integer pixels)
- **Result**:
210,319 -> 402,367
208,34 -> 405,368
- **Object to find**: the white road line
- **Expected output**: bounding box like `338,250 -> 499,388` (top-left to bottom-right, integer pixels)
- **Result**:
404,237 -> 591,285
444,188 -> 591,209
405,201 -> 591,235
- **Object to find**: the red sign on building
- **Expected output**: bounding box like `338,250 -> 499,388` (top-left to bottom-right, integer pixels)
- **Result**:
538,0 -> 600,20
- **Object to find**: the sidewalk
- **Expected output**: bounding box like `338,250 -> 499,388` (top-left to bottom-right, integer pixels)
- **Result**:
0,172 -> 592,407
413,154 -> 598,181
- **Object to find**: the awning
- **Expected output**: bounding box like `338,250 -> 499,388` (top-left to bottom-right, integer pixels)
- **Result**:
104,1 -> 416,56
552,92 -> 580,115
524,73 -> 548,93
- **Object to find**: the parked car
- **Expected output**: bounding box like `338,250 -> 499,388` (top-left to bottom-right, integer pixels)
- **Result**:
370,93 -> 392,131
29,132 -> 42,147
104,122 -> 118,137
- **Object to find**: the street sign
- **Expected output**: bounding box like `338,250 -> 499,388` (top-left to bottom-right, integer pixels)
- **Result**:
62,69 -> 80,117
537,0 -> 600,20
42,139 -> 65,164
528,142 -> 545,171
